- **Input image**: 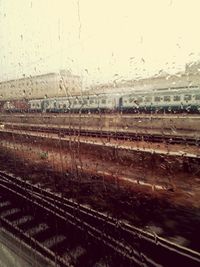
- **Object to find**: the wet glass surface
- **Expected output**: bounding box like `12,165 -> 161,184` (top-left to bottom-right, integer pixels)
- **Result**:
1,1 -> 200,266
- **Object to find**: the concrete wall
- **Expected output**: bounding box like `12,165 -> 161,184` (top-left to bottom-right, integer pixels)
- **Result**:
1,114 -> 200,136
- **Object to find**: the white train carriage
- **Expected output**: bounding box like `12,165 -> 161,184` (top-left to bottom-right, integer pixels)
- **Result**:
121,87 -> 200,112
151,87 -> 200,112
28,88 -> 200,113
64,94 -> 116,112
29,99 -> 43,112
41,93 -> 120,113
44,97 -> 63,112
97,94 -> 119,111
121,90 -> 151,112
42,96 -> 86,112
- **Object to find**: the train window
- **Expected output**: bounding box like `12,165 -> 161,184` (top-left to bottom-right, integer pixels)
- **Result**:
164,96 -> 171,102
101,99 -> 106,104
74,100 -> 77,105
137,97 -> 143,103
89,99 -> 94,104
173,95 -> 181,101
79,100 -> 82,104
154,96 -> 161,102
184,95 -> 192,101
83,99 -> 87,104
145,96 -> 152,102
195,95 -> 200,100
63,104 -> 66,109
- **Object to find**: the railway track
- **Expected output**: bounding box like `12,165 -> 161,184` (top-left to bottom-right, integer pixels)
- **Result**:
2,122 -> 200,145
0,172 -> 129,267
0,171 -> 200,266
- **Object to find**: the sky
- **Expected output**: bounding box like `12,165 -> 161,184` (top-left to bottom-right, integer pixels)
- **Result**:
1,0 -> 200,84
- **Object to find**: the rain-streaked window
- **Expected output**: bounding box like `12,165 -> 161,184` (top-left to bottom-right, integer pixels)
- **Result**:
1,1 -> 200,266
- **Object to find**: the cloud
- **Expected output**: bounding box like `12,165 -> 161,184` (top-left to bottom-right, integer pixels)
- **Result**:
0,0 -> 200,84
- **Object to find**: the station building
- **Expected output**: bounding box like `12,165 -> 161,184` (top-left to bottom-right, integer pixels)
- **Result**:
0,70 -> 82,101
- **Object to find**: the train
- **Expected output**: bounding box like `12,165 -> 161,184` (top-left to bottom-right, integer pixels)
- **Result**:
2,85 -> 200,113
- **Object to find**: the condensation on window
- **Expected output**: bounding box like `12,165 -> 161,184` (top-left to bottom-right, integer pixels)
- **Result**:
0,0 -> 200,266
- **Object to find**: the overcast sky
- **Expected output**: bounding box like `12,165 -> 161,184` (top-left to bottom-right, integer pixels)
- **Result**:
0,0 -> 200,84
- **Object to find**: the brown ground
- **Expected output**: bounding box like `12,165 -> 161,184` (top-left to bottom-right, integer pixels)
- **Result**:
0,132 -> 200,251
0,129 -> 200,205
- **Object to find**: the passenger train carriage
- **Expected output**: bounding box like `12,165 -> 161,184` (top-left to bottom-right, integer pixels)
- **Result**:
29,94 -> 120,113
121,86 -> 200,112
4,86 -> 200,113
29,86 -> 200,113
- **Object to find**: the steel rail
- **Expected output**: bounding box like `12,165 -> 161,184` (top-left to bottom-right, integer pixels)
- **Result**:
0,182 -> 73,267
0,175 -> 147,266
0,171 -> 200,266
2,123 -> 200,145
